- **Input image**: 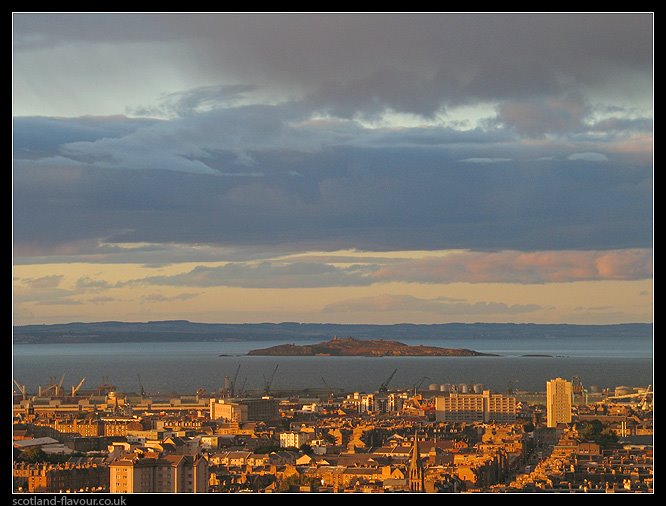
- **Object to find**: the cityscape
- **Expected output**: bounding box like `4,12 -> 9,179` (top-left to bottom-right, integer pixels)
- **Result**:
13,12 -> 652,496
12,371 -> 653,493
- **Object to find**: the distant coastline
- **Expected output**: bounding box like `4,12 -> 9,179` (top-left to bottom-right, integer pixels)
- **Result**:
12,320 -> 653,344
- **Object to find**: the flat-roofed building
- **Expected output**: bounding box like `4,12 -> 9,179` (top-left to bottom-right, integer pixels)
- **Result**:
209,399 -> 248,423
279,431 -> 312,448
110,454 -> 208,493
546,378 -> 572,428
435,390 -> 516,423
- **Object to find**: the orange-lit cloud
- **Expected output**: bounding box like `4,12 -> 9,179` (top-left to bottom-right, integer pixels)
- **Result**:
371,249 -> 652,284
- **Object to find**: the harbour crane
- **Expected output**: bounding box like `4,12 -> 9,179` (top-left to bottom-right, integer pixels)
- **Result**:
13,379 -> 27,400
71,377 -> 86,397
263,365 -> 279,396
378,368 -> 398,393
137,374 -> 146,398
412,376 -> 431,394
230,364 -> 241,398
40,373 -> 66,397
321,376 -> 336,398
237,377 -> 248,397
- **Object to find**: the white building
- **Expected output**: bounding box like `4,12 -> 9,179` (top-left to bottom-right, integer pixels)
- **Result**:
279,431 -> 312,448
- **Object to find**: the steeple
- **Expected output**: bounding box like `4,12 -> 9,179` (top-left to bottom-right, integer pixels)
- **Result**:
408,431 -> 424,492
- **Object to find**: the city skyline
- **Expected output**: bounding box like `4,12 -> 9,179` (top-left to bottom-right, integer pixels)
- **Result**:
13,13 -> 653,325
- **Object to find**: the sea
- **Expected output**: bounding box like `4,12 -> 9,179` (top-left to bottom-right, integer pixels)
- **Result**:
12,336 -> 653,396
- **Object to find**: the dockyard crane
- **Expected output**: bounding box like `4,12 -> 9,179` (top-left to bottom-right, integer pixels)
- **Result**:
237,377 -> 247,397
13,379 -> 27,400
40,373 -> 66,397
378,368 -> 398,393
412,376 -> 431,394
321,376 -> 336,398
230,364 -> 241,398
71,377 -> 86,396
263,365 -> 279,396
137,374 -> 146,398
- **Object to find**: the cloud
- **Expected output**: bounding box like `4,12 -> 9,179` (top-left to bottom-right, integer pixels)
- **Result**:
13,116 -> 159,158
322,294 -> 542,314
498,96 -> 588,136
75,277 -> 112,290
459,157 -> 512,163
20,275 -> 63,289
567,152 -> 609,162
14,14 -> 652,118
589,117 -> 653,133
119,248 -> 654,290
34,299 -> 82,306
137,262 -> 377,288
88,296 -> 118,304
370,249 -> 653,284
130,84 -> 259,118
13,114 -> 652,256
142,293 -> 199,302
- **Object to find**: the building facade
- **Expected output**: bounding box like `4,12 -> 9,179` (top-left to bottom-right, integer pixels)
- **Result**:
546,378 -> 572,428
14,462 -> 109,493
435,390 -> 516,423
209,399 -> 248,422
279,431 -> 312,448
110,455 -> 208,493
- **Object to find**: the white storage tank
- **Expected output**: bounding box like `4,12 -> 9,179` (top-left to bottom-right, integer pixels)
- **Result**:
429,384 -> 440,391
441,384 -> 452,393
458,383 -> 470,394
473,383 -> 484,394
614,386 -> 634,397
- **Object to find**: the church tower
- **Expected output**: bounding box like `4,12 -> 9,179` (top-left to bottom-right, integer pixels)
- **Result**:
408,432 -> 424,492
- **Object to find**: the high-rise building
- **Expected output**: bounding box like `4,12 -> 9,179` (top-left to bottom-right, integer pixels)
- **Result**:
546,378 -> 572,428
435,390 -> 516,423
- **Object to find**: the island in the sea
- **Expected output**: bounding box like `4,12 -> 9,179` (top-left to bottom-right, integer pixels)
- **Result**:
247,336 -> 497,357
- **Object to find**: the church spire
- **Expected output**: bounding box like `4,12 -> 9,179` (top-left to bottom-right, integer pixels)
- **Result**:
408,431 -> 424,492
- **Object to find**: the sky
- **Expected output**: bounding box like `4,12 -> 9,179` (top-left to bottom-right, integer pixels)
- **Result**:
12,13 -> 653,325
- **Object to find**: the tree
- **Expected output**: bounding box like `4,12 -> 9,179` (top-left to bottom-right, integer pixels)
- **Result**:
300,443 -> 314,456
19,447 -> 46,463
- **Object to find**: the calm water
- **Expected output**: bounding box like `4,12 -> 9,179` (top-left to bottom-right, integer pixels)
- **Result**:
12,337 -> 653,395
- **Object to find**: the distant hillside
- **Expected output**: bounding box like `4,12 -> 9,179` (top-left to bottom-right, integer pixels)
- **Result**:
12,321 -> 653,344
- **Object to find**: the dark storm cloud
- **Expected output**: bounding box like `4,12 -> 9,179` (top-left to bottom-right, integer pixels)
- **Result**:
13,136 -> 652,255
12,13 -> 652,259
14,13 -> 652,117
